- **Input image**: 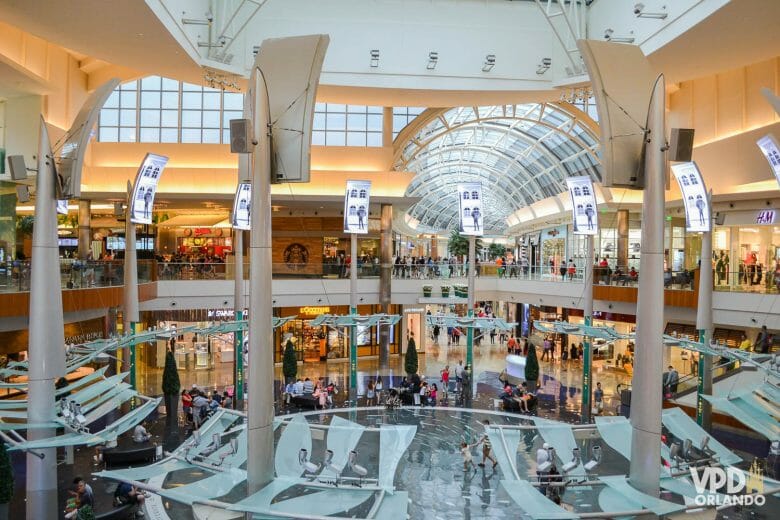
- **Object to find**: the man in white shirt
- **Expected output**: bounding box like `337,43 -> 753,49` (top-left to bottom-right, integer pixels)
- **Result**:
293,378 -> 304,395
133,422 -> 151,443
302,378 -> 314,394
454,360 -> 465,393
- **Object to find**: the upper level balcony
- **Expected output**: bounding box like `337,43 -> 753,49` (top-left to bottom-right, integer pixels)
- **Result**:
0,259 -> 777,330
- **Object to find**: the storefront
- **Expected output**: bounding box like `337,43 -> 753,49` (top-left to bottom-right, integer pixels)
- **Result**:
140,308 -> 238,374
713,210 -> 780,290
274,304 -> 400,363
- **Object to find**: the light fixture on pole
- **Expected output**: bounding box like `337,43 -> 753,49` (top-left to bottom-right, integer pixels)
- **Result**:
634,3 -> 668,19
603,29 -> 635,44
482,54 -> 496,72
536,57 -> 552,75
427,51 -> 438,70
370,49 -> 380,68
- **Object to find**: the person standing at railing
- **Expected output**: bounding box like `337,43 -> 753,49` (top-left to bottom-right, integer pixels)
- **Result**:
739,333 -> 752,351
567,259 -> 576,280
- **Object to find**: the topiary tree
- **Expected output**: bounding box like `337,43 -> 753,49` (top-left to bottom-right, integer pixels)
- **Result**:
487,243 -> 506,259
162,350 -> 181,429
525,342 -> 539,393
404,335 -> 418,376
76,504 -> 95,520
282,339 -> 297,383
0,442 -> 13,515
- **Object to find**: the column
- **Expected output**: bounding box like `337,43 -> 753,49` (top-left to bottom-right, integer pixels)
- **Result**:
617,209 -> 629,271
247,69 -> 274,494
430,235 -> 438,258
379,203 -> 393,368
466,236 -> 476,369
629,75 -> 665,498
383,107 -> 393,147
78,199 -> 91,260
26,120 -> 66,520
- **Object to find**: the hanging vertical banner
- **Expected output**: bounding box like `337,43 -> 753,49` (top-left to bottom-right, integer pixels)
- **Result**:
232,181 -> 252,230
130,153 -> 168,225
671,162 -> 710,233
756,134 -> 780,189
566,176 -> 599,235
343,180 -> 371,234
457,182 -> 484,236
56,200 -> 69,215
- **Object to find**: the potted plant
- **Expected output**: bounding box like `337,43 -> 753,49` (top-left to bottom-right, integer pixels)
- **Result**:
0,442 -> 13,520
282,339 -> 297,383
76,505 -> 95,520
405,335 -> 418,376
422,285 -> 433,297
440,285 -> 451,297
162,350 -> 181,430
525,342 -> 539,393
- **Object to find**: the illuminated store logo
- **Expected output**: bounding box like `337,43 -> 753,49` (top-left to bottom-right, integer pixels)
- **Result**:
299,306 -> 331,316
755,210 -> 776,225
208,309 -> 235,319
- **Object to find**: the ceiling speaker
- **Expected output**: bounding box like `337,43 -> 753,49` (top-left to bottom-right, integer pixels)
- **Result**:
16,185 -> 30,203
669,128 -> 695,162
7,155 -> 28,181
230,118 -> 252,154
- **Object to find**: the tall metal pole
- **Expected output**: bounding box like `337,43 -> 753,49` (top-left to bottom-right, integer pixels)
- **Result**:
123,182 -> 139,390
247,69 -> 274,493
629,75 -> 666,498
581,234 -> 594,423
378,203 -> 393,369
466,235 -> 476,369
233,227 -> 245,409
349,232 -> 358,400
26,118 -> 66,520
696,194 -> 713,428
233,147 -> 250,409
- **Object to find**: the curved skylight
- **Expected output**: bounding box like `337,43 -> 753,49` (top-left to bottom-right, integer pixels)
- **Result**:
395,103 -> 601,234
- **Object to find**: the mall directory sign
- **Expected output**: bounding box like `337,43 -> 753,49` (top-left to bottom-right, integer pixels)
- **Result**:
457,182 -> 484,236
671,162 -> 711,233
232,181 -> 252,230
343,180 -> 371,234
566,176 -> 598,235
130,153 -> 168,225
756,134 -> 780,189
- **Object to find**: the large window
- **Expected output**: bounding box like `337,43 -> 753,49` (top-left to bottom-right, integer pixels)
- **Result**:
312,103 -> 383,147
392,107 -> 425,139
98,76 -> 244,144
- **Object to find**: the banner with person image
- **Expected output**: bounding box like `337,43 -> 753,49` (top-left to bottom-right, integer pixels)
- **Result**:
232,181 -> 252,230
343,180 -> 371,234
457,182 -> 484,236
566,176 -> 599,235
130,153 -> 168,225
671,162 -> 710,233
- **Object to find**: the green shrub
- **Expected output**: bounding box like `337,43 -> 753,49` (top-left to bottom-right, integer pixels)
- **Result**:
282,340 -> 297,382
162,350 -> 181,396
405,336 -> 418,375
0,442 -> 13,504
525,342 -> 539,384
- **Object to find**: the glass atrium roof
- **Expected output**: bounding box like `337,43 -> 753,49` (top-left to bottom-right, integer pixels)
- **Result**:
395,103 -> 602,234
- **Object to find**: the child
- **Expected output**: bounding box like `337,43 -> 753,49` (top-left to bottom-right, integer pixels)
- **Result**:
430,384 -> 438,406
460,441 -> 477,471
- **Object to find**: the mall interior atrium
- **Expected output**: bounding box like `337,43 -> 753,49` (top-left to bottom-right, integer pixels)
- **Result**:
1,0 -> 780,519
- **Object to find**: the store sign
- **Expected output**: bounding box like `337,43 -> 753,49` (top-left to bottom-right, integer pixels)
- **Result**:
130,153 -> 168,224
207,309 -> 235,319
755,210 -> 776,225
457,182 -> 484,236
566,176 -> 599,235
343,180 -> 371,234
299,306 -> 330,316
671,162 -> 710,233
756,134 -> 780,189
232,181 -> 251,230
